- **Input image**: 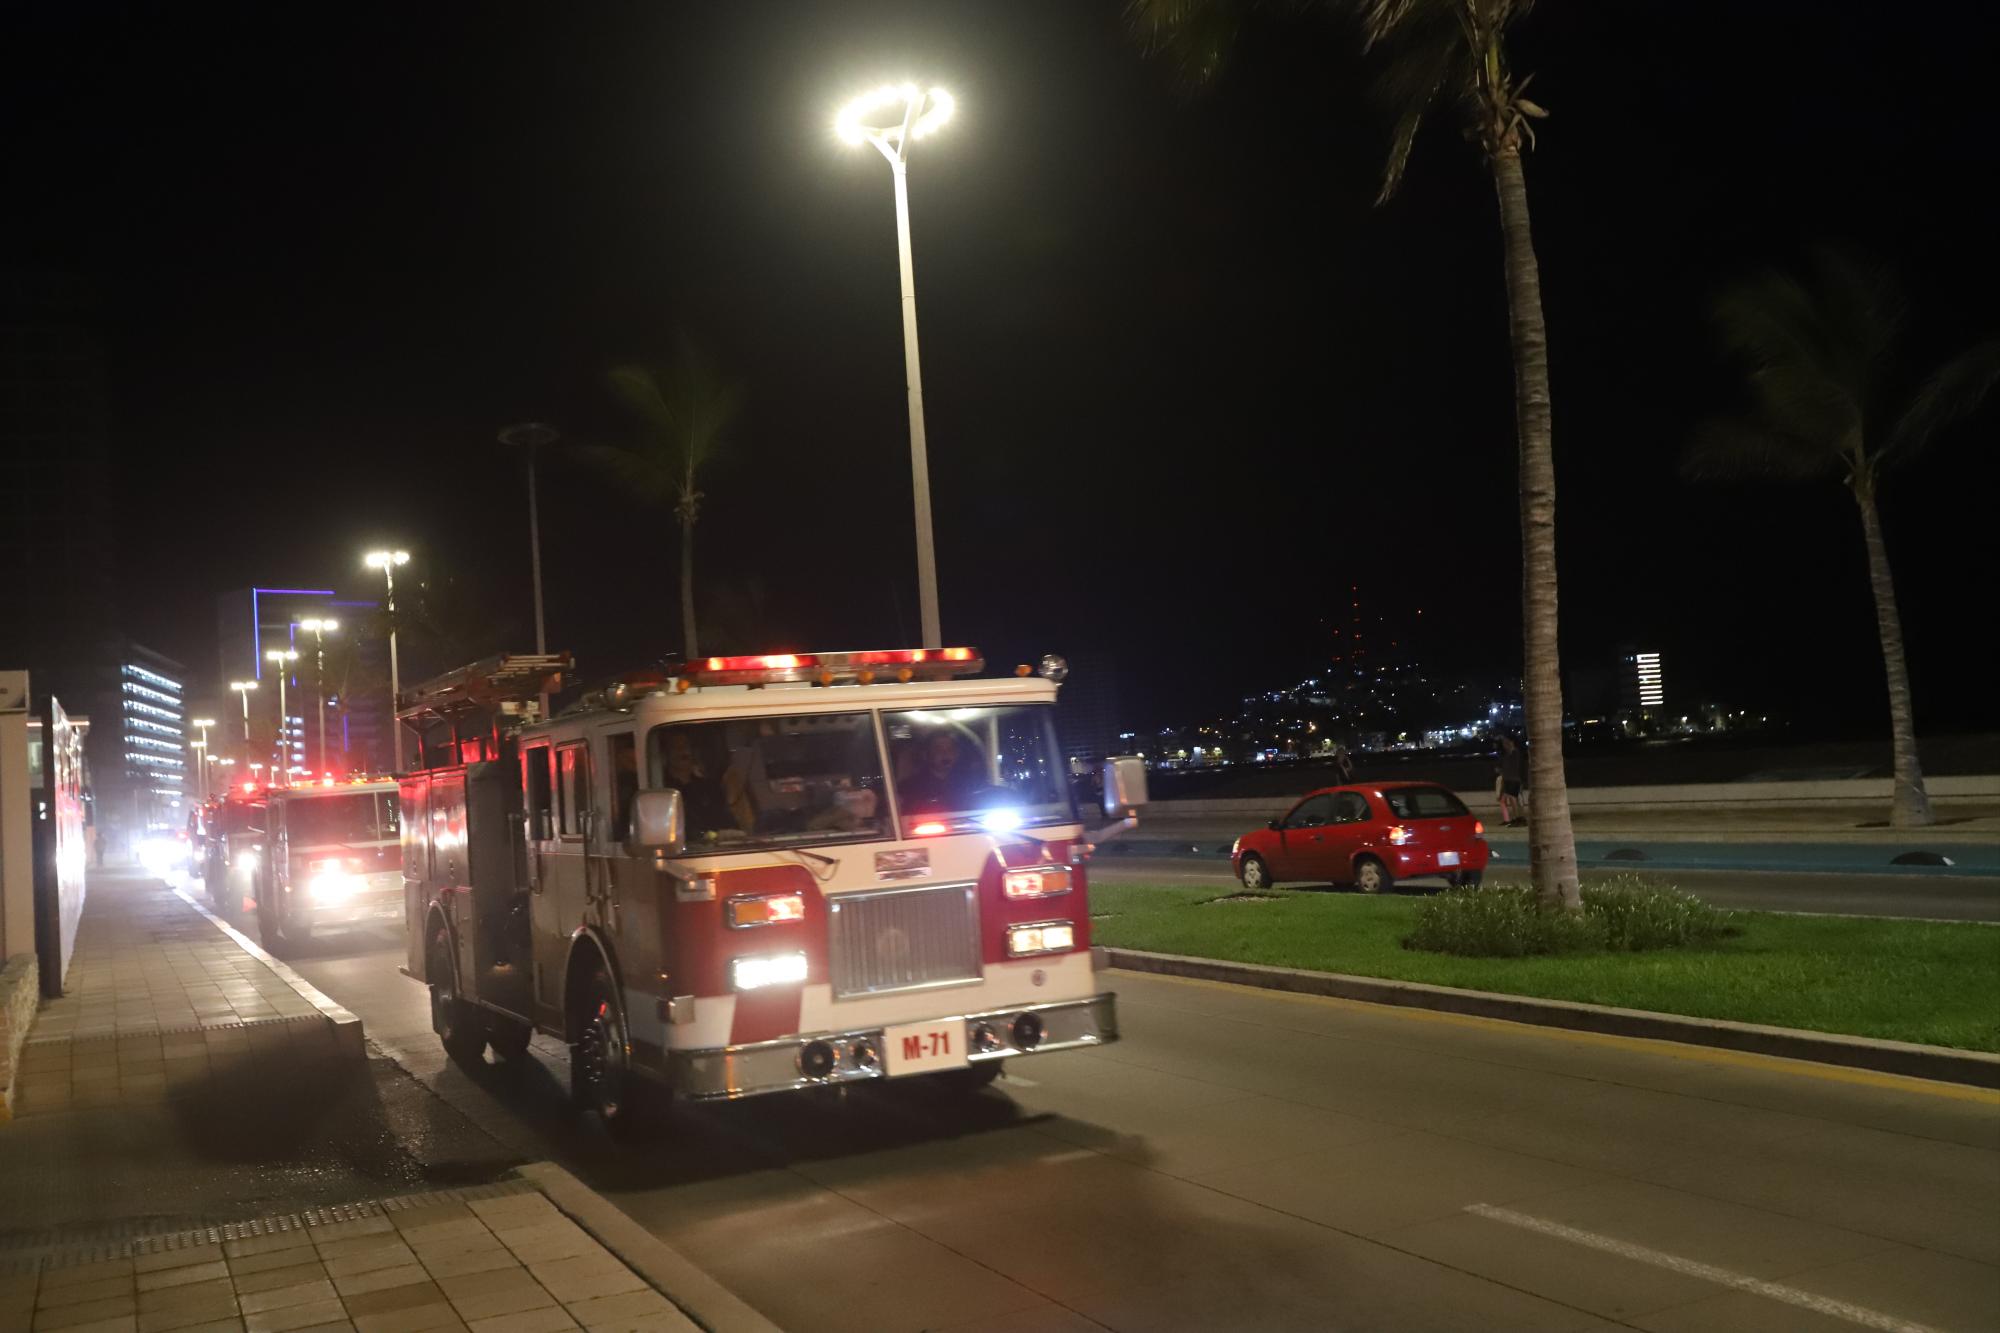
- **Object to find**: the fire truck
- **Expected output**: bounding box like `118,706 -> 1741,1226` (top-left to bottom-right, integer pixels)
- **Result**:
202,778 -> 403,955
396,648 -> 1145,1128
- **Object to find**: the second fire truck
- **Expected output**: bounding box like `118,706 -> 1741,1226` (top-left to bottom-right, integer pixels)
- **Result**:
396,648 -> 1144,1128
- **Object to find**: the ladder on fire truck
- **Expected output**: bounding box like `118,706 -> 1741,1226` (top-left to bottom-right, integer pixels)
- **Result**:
396,652 -> 573,771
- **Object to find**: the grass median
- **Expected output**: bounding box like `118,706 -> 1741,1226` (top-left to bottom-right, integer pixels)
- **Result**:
1089,880 -> 2000,1052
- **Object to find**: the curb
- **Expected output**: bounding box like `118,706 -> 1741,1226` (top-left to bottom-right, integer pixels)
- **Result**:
518,1161 -> 782,1333
171,884 -> 366,1058
1103,948 -> 2000,1090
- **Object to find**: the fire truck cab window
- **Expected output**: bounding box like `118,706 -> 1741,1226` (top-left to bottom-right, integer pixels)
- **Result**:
648,713 -> 887,851
885,704 -> 1076,836
558,744 -> 590,838
608,732 -> 637,841
523,745 -> 554,839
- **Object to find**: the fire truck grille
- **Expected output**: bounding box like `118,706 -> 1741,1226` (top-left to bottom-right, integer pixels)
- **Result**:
828,882 -> 982,999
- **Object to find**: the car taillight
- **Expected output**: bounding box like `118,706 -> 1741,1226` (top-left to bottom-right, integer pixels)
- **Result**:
1003,867 -> 1072,899
725,893 -> 806,928
1386,825 -> 1415,846
1474,819 -> 1485,836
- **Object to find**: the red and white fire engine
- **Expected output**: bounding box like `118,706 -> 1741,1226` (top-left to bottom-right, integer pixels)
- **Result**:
202,777 -> 404,954
396,648 -> 1145,1128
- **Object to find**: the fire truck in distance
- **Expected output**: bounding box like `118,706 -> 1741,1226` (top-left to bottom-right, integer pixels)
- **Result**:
396,648 -> 1145,1128
201,777 -> 404,954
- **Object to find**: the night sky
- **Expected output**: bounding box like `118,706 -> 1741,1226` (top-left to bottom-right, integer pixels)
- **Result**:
7,1 -> 1997,735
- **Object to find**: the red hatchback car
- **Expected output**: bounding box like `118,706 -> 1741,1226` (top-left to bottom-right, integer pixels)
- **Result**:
1231,782 -> 1489,893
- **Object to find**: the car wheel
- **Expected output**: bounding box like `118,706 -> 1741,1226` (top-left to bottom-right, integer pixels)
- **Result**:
488,1015 -> 535,1064
1450,869 -> 1483,889
1239,854 -> 1273,891
572,970 -> 643,1134
1353,856 -> 1392,894
429,928 -> 487,1066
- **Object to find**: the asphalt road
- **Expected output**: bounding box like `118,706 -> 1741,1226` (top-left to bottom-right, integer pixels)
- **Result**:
291,926 -> 2000,1333
1090,855 -> 2000,921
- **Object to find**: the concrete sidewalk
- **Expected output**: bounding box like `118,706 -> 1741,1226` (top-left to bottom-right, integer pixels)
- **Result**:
6,870 -> 360,1119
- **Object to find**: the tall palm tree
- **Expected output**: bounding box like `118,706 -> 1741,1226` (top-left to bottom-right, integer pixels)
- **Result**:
1686,250 -> 2000,829
1131,0 -> 1581,905
582,336 -> 744,660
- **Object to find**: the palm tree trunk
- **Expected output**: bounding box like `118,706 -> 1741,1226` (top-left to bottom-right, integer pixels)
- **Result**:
1491,146 -> 1580,909
1852,479 -> 1933,827
679,513 -> 699,661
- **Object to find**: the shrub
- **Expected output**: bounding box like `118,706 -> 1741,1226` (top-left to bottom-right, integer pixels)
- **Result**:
1403,876 -> 1733,958
1403,885 -> 1600,958
1583,874 -> 1736,950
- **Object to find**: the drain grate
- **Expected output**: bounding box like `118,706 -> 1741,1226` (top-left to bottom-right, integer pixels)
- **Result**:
0,1177 -> 538,1272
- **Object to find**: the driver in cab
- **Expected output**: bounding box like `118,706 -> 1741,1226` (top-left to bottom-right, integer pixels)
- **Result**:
897,731 -> 983,815
661,730 -> 754,840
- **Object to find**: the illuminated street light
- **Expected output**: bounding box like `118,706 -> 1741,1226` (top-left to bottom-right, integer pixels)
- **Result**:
299,618 -> 340,777
834,82 -> 954,649
190,717 -> 215,800
265,650 -> 299,785
365,550 -> 410,770
229,680 -> 258,759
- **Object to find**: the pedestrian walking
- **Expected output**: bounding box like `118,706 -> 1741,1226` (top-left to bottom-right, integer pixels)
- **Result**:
1332,741 -> 1355,784
1495,734 -> 1525,826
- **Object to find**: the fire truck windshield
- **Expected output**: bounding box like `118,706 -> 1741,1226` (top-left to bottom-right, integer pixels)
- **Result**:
648,712 -> 891,851
284,791 -> 397,846
885,704 -> 1075,836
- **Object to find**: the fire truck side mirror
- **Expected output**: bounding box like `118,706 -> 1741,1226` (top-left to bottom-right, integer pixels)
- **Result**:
1102,756 -> 1148,818
633,789 -> 685,853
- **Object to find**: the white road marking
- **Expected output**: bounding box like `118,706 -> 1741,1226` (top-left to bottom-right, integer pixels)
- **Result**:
1465,1203 -> 1943,1333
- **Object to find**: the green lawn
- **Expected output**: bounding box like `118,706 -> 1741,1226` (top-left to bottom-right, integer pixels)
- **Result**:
1089,881 -> 2000,1052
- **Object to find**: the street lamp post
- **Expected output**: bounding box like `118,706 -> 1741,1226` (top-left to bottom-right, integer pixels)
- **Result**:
190,717 -> 215,801
265,649 -> 299,785
229,680 -> 258,763
299,618 -> 339,777
499,423 -> 559,718
189,740 -> 207,801
837,83 -> 956,650
365,550 -> 410,771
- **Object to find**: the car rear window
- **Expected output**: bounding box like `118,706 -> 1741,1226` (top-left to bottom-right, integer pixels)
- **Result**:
1383,787 -> 1469,819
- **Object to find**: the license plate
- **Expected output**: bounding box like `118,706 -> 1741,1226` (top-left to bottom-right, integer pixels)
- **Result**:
883,1020 -> 968,1076
1438,851 -> 1461,867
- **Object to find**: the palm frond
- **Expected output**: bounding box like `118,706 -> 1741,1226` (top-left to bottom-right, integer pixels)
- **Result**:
573,440 -> 683,505
1124,0 -> 1245,89
1366,22 -> 1465,203
1682,417 -> 1840,484
1882,339 -> 2000,472
1806,245 -> 1905,413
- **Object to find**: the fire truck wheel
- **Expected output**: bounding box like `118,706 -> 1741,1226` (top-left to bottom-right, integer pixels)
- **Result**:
429,930 -> 487,1066
256,875 -> 304,956
572,973 -> 642,1132
487,1016 -> 534,1063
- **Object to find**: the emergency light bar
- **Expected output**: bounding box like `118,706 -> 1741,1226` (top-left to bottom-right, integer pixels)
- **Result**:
682,647 -> 983,687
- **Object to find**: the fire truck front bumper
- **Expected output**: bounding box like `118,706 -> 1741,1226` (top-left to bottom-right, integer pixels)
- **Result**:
665,991 -> 1119,1101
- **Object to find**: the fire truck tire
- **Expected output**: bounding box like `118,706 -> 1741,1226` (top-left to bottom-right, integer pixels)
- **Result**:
487,1016 -> 534,1063
256,874 -> 304,956
429,929 -> 487,1066
571,970 -> 643,1133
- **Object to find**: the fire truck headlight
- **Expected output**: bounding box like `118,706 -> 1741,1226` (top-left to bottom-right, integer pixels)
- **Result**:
1007,922 -> 1075,958
1003,867 -> 1072,899
731,952 -> 808,991
310,868 -> 362,896
976,807 -> 1023,833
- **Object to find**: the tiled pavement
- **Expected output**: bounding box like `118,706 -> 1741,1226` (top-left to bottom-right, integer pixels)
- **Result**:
1,1187 -> 697,1333
10,872 -> 359,1117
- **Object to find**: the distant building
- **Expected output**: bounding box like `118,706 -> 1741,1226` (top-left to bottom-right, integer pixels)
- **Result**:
88,641 -> 187,846
1622,650 -> 1666,714
215,587 -> 389,776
